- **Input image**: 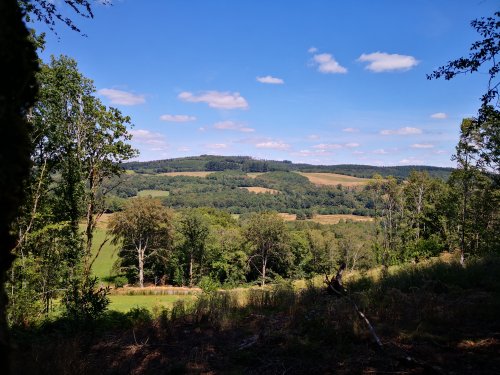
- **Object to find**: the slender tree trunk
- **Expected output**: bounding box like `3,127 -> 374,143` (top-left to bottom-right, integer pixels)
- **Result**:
261,256 -> 267,287
189,252 -> 194,287
138,246 -> 144,288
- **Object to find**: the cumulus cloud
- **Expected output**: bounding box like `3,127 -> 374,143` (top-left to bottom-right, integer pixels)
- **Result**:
399,157 -> 424,165
431,112 -> 448,119
256,75 -> 284,84
358,52 -> 419,72
179,91 -> 248,109
255,141 -> 290,150
311,53 -> 347,74
342,127 -> 359,133
291,149 -> 331,157
214,120 -> 254,132
131,129 -> 168,150
177,146 -> 191,152
373,149 -> 389,154
160,114 -> 197,122
411,143 -> 434,149
380,127 -> 422,135
308,47 -> 318,54
313,143 -> 359,150
312,143 -> 342,150
98,88 -> 145,105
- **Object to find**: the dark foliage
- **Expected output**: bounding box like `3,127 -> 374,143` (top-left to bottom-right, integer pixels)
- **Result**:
0,0 -> 39,369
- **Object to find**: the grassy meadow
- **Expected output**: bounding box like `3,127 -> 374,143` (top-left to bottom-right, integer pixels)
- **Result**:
136,189 -> 170,197
298,172 -> 371,187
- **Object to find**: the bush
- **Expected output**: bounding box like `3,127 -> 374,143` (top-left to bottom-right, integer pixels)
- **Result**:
113,276 -> 128,288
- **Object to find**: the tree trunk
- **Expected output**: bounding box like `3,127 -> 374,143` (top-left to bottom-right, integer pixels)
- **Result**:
261,257 -> 267,287
138,247 -> 144,288
189,253 -> 194,287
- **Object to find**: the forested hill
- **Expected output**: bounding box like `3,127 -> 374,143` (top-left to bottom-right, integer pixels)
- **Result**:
123,155 -> 454,180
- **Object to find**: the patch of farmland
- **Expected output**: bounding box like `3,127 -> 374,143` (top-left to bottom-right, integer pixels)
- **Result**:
298,172 -> 370,187
309,214 -> 374,224
159,171 -> 213,177
137,189 -> 170,198
278,213 -> 297,221
239,187 -> 280,194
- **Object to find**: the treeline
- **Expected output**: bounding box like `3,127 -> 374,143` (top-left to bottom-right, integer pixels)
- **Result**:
123,155 -> 454,180
105,171 -> 376,216
108,203 -> 378,290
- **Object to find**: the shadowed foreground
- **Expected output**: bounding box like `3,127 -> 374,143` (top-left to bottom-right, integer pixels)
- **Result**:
11,256 -> 500,374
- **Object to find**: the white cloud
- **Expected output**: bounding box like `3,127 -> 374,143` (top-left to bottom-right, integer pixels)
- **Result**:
214,120 -> 254,132
380,127 -> 422,135
308,47 -> 318,54
411,143 -> 434,149
206,143 -> 228,149
98,88 -> 145,105
160,114 -> 197,122
308,134 -> 320,140
291,149 -> 331,157
177,146 -> 191,152
399,157 -> 424,165
373,149 -> 389,154
130,129 -> 168,150
198,127 -> 206,132
431,112 -> 448,119
179,91 -> 248,109
256,75 -> 284,84
342,127 -> 359,133
311,53 -> 347,74
313,143 -> 343,150
352,150 -> 365,155
255,141 -> 290,150
357,52 -> 419,72
312,142 -> 359,150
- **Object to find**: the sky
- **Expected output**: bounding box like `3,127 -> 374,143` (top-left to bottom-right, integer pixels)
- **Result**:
35,0 -> 498,167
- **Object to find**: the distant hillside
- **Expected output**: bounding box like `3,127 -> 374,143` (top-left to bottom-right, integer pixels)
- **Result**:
123,155 -> 454,180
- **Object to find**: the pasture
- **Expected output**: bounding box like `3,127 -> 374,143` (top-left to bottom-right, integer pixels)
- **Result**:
159,171 -> 213,177
137,189 -> 170,197
298,172 -> 370,187
238,186 -> 280,194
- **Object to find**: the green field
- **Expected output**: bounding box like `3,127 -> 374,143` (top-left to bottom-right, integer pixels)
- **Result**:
136,189 -> 170,197
89,226 -> 119,282
108,294 -> 195,312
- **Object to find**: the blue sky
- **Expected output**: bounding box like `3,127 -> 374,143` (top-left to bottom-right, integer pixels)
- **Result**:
36,0 -> 498,166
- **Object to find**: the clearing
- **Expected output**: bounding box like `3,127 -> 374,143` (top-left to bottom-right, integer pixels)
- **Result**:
279,213 -> 373,224
136,189 -> 170,198
239,186 -> 279,194
298,172 -> 370,187
159,171 -> 213,177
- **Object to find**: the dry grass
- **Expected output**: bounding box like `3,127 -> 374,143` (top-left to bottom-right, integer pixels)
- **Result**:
298,172 -> 370,187
309,214 -> 374,224
278,213 -> 373,224
239,186 -> 280,194
278,213 -> 297,221
246,172 -> 266,178
159,171 -> 213,177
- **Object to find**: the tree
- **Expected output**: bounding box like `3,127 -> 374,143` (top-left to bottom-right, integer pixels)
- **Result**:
244,212 -> 289,286
108,198 -> 173,288
19,0 -> 109,35
9,55 -> 136,324
177,210 -> 210,287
